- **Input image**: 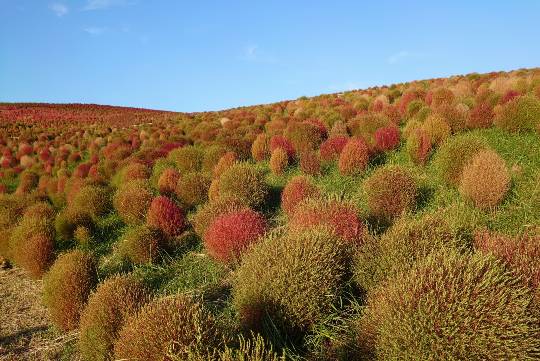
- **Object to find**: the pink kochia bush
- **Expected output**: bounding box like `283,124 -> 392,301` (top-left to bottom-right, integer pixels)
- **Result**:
146,196 -> 186,238
204,208 -> 267,264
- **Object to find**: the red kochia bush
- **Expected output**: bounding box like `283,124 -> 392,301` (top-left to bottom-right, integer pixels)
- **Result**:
468,102 -> 494,129
338,137 -> 369,176
204,208 -> 267,264
289,198 -> 364,244
281,175 -> 320,216
269,135 -> 295,160
319,136 -> 348,162
374,125 -> 400,152
146,196 -> 186,238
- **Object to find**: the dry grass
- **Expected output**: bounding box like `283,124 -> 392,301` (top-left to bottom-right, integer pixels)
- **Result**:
0,267 -> 79,360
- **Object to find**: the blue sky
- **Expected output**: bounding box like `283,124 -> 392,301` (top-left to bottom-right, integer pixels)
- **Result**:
1,1 -> 539,112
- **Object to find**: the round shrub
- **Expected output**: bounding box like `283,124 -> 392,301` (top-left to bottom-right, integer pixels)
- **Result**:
494,95 -> 540,132
459,149 -> 510,209
363,165 -> 417,221
358,250 -> 540,360
23,201 -> 55,219
218,163 -> 268,209
338,137 -> 369,176
168,145 -> 204,173
118,225 -> 165,264
289,198 -> 364,244
204,208 -> 267,264
191,197 -> 245,238
406,128 -> 431,165
42,250 -> 98,331
251,133 -> 270,161
10,216 -> 55,278
55,206 -> 94,241
269,135 -> 295,160
79,275 -> 150,361
299,150 -> 321,176
269,148 -> 288,176
202,145 -> 228,173
284,121 -> 324,153
468,102 -> 494,129
233,228 -> 351,339
119,162 -> 150,183
422,114 -> 451,146
72,185 -> 112,219
213,151 -> 237,179
374,125 -> 400,152
353,212 -> 460,292
74,225 -> 92,244
114,295 -> 221,361
175,172 -> 210,208
281,175 -> 320,217
433,134 -> 488,186
113,180 -> 153,225
157,168 -> 180,195
146,196 -> 186,239
319,135 -> 348,162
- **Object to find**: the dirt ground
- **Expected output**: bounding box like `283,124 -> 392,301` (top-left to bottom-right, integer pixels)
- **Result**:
0,266 -> 78,361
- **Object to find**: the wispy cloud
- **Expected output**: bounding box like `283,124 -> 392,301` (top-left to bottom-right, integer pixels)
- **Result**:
84,26 -> 108,35
82,0 -> 132,11
49,2 -> 68,17
240,44 -> 277,63
386,50 -> 427,64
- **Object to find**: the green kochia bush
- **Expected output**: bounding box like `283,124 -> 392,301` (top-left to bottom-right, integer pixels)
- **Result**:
113,294 -> 222,361
78,274 -> 151,361
432,134 -> 488,186
43,250 -> 98,331
233,228 -> 351,341
217,163 -> 268,209
354,212 -> 463,293
358,250 -> 540,360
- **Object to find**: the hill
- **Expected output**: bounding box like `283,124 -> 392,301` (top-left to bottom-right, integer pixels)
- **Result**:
1,68 -> 540,360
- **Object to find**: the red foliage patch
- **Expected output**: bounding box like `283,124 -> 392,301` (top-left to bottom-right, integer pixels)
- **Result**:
374,126 -> 400,152
146,196 -> 186,238
204,208 -> 267,263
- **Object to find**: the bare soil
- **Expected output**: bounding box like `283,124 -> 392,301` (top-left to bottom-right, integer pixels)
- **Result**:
0,266 -> 78,360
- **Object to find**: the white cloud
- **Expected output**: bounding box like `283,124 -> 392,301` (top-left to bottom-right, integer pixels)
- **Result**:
84,26 -> 108,35
49,2 -> 68,17
82,0 -> 131,11
387,50 -> 427,64
240,44 -> 277,63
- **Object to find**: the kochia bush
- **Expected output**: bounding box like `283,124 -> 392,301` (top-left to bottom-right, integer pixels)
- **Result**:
204,208 -> 267,264
459,149 -> 510,209
146,196 -> 186,238
42,250 -> 98,331
363,165 -> 417,221
281,175 -> 320,216
338,137 -> 369,176
358,250 -> 540,360
79,275 -> 150,361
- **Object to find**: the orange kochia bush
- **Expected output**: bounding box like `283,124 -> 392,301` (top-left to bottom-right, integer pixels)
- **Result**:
338,137 -> 369,176
281,175 -> 320,216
